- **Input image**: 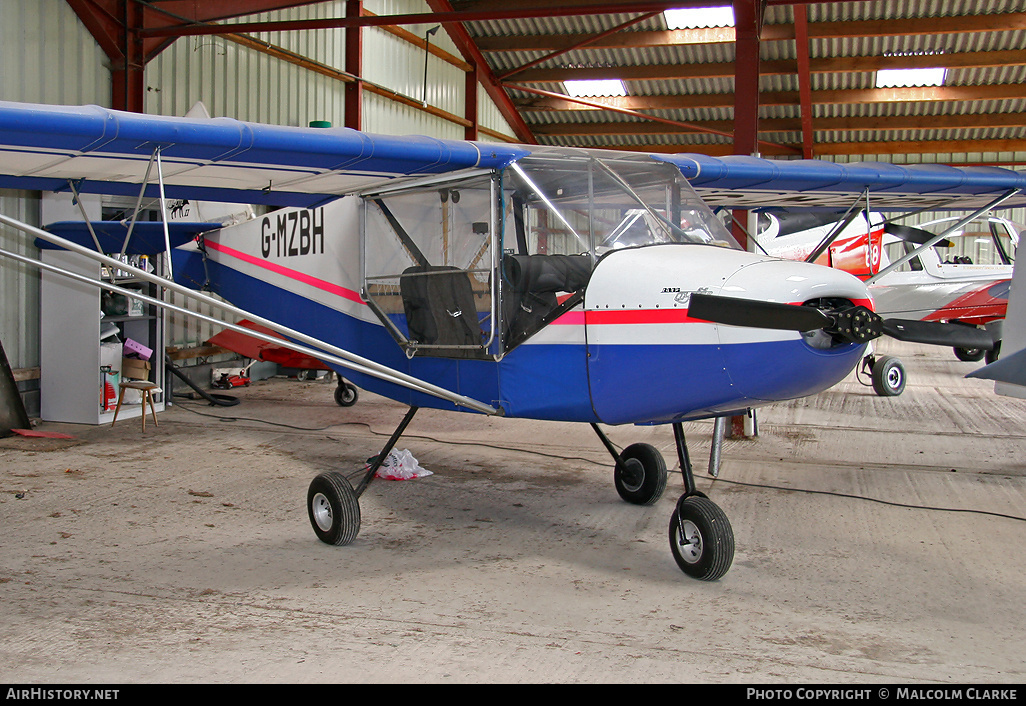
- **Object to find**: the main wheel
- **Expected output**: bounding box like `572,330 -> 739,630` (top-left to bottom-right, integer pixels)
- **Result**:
669,495 -> 734,580
334,382 -> 359,407
954,346 -> 985,362
871,355 -> 905,397
308,472 -> 361,545
614,443 -> 668,505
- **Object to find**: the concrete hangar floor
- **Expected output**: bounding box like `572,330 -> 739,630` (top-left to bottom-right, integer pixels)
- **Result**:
2,337 -> 1025,683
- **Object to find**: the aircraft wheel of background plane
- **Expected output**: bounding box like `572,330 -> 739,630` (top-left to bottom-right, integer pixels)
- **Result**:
334,381 -> 360,407
871,355 -> 907,397
307,472 -> 361,546
669,495 -> 735,581
954,346 -> 986,362
613,443 -> 669,506
986,342 -> 1003,365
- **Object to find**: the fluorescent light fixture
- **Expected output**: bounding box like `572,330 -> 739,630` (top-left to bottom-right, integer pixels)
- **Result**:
563,79 -> 627,97
875,67 -> 946,88
664,6 -> 735,29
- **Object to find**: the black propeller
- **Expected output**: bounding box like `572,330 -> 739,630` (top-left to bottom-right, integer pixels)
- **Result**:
688,293 -> 882,344
881,318 -> 994,350
883,222 -> 953,248
688,292 -> 995,350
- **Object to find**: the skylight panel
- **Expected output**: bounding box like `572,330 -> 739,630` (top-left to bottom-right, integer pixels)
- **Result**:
663,6 -> 735,29
875,67 -> 947,88
563,79 -> 627,97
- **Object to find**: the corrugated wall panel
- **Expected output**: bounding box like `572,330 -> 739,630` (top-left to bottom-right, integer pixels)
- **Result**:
0,0 -> 110,376
0,0 -> 110,107
146,35 -> 349,127
477,91 -> 516,142
0,190 -> 41,370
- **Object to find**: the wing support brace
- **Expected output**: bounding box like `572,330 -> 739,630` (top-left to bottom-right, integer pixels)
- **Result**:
0,213 -> 502,417
804,188 -> 869,265
867,189 -> 1020,285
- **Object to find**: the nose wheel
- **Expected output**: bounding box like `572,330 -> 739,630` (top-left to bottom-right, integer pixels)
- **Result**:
859,354 -> 906,397
592,422 -> 735,580
613,443 -> 668,505
669,495 -> 734,580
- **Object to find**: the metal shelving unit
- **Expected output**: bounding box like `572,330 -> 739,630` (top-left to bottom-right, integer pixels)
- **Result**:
40,249 -> 166,425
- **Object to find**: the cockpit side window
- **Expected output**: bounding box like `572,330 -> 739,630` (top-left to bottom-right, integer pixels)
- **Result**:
362,173 -> 498,359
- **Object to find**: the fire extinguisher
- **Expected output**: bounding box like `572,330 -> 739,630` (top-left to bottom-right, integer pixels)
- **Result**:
100,365 -> 116,411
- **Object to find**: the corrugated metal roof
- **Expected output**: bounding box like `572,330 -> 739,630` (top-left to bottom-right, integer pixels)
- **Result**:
451,0 -> 1026,163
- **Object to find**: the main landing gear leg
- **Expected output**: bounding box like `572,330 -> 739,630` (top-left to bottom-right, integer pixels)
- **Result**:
861,353 -> 906,397
668,422 -> 734,581
307,406 -> 420,546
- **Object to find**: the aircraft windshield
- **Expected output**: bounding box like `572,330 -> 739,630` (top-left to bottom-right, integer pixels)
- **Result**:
883,215 -> 1020,272
496,148 -> 740,349
924,216 -> 1018,265
504,148 -> 741,259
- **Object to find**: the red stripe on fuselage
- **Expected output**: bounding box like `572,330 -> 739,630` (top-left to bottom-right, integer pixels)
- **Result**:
203,242 -> 878,330
921,281 -> 1009,324
554,298 -> 875,326
204,239 -> 365,305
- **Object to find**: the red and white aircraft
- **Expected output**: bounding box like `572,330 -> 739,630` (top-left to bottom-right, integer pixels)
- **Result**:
751,209 -> 1020,395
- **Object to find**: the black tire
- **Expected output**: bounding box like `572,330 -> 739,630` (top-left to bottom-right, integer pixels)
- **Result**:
334,382 -> 359,407
954,347 -> 985,362
871,355 -> 905,397
614,443 -> 668,505
307,472 -> 361,546
986,341 -> 1002,365
669,495 -> 734,581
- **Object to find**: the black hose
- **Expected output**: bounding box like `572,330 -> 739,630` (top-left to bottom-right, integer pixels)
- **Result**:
165,355 -> 240,407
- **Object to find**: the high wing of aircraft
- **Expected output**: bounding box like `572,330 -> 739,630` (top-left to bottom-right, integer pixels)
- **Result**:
2,101 -> 1025,581
666,154 -> 1026,397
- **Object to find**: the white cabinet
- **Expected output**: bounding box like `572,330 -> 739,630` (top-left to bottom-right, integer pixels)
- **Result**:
40,249 -> 165,424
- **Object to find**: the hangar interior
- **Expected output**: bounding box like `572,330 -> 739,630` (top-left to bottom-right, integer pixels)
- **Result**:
2,0 -> 1026,683
2,0 -> 1026,413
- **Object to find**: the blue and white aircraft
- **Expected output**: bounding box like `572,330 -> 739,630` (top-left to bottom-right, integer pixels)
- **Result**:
1,101 -> 1024,580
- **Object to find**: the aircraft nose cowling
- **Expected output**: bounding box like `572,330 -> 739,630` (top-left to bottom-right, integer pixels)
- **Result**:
713,257 -> 874,403
583,244 -> 873,424
716,256 -> 876,328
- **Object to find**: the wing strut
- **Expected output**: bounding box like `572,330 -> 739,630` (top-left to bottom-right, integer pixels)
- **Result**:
0,244 -> 490,407
0,213 -> 502,416
154,147 -> 175,281
65,179 -> 105,256
803,188 -> 868,265
867,189 -> 1020,285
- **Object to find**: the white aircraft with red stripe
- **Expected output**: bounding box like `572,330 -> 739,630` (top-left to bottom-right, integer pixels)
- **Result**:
752,208 -> 1020,395
1,101 -> 1024,580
